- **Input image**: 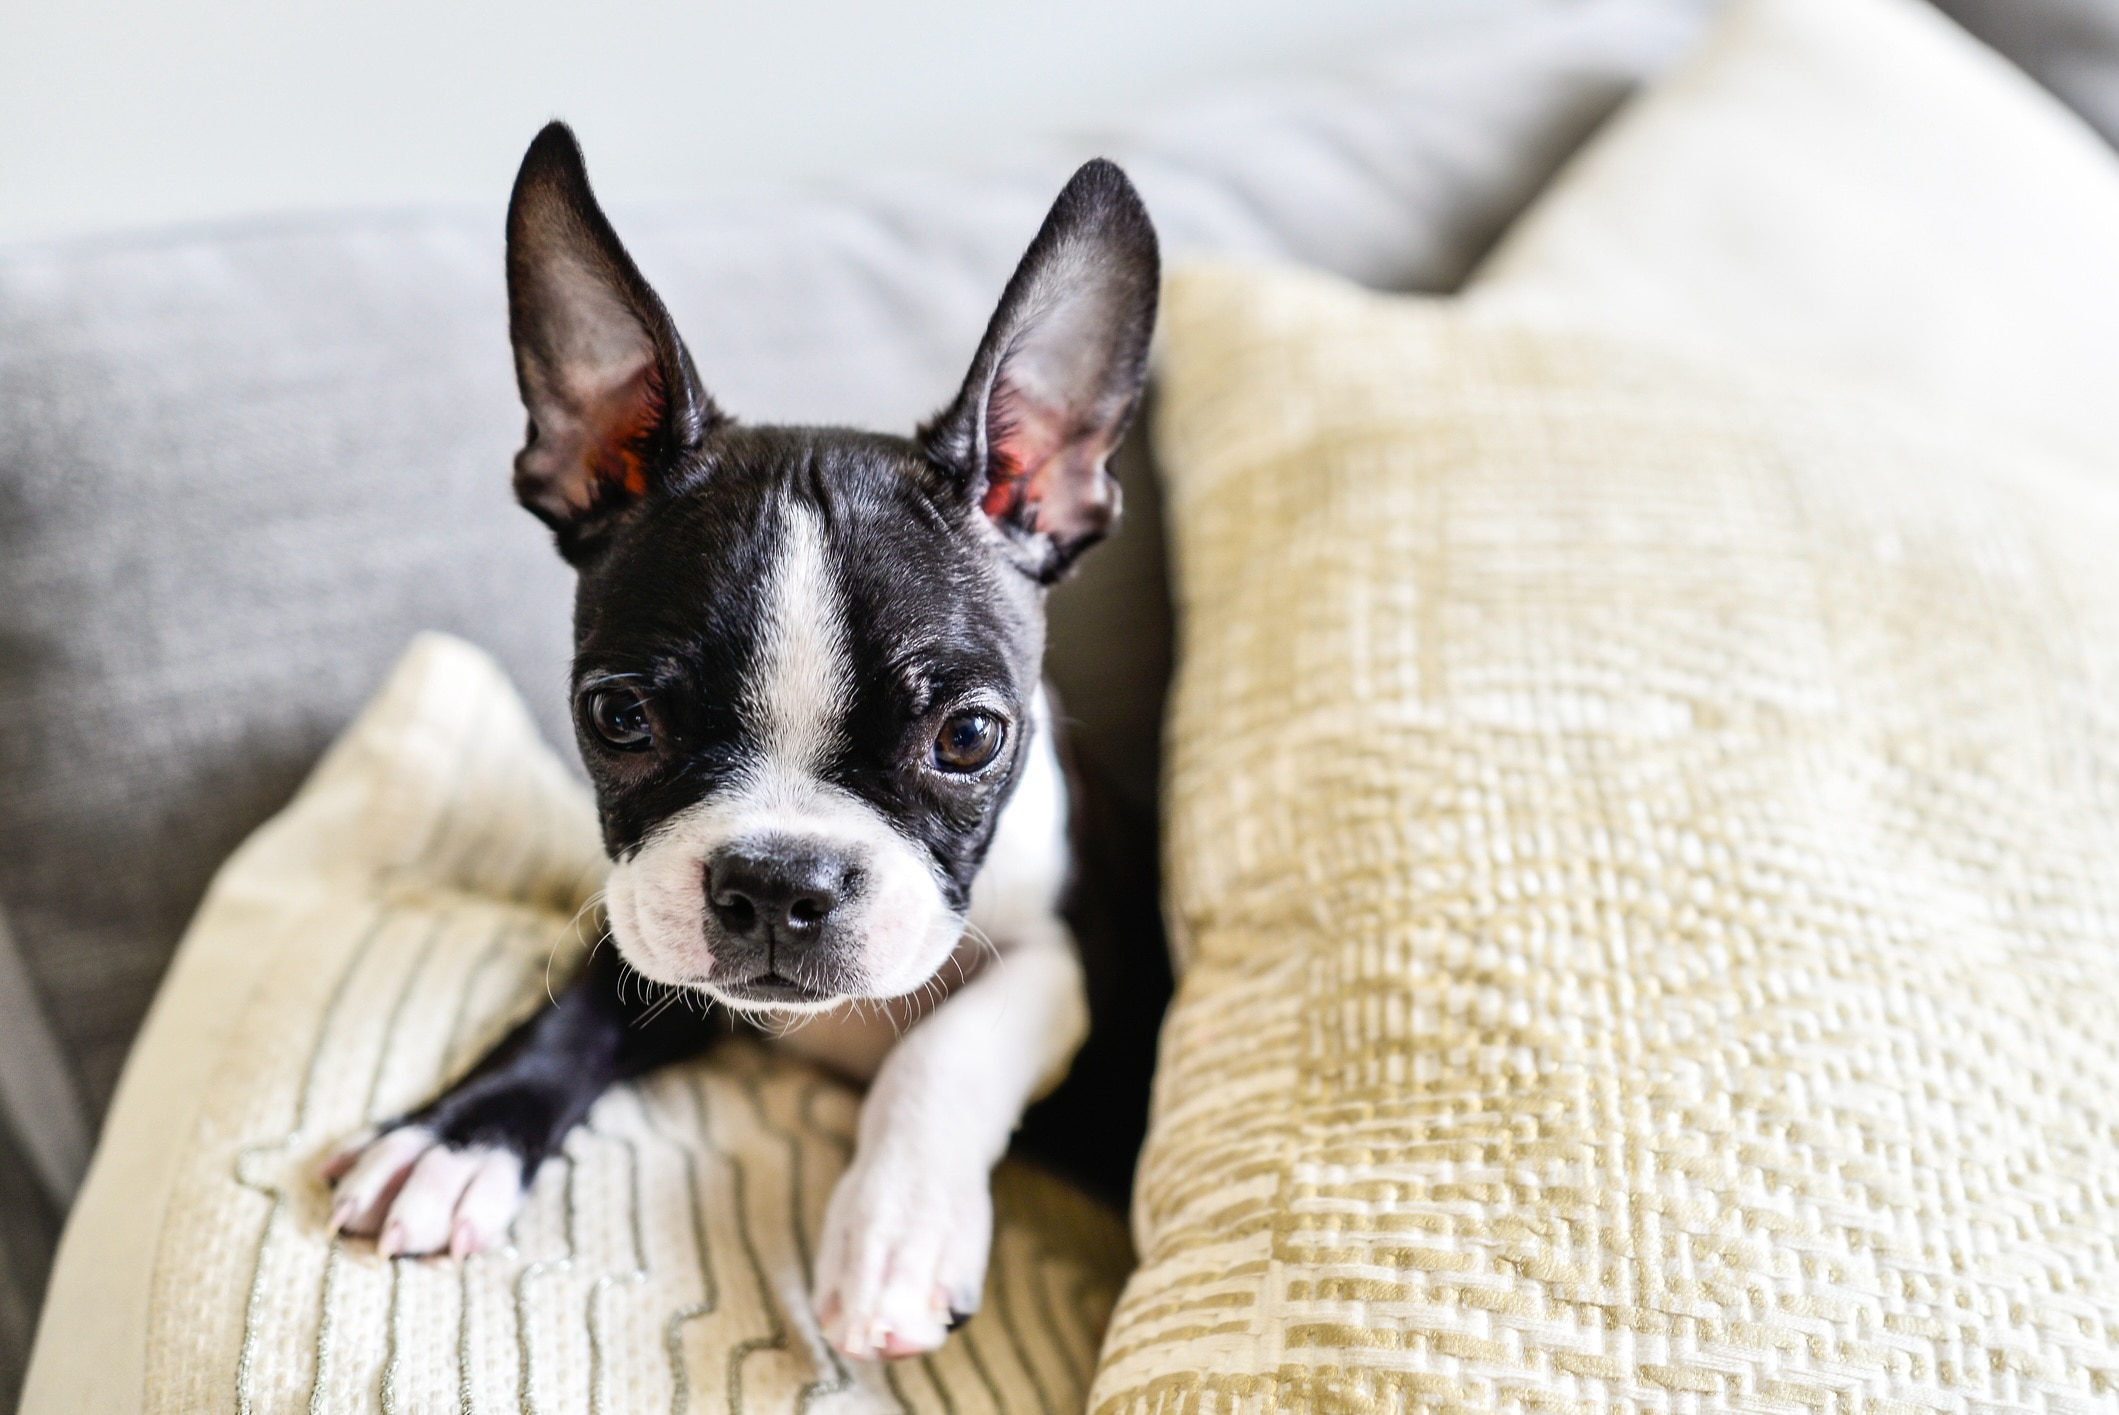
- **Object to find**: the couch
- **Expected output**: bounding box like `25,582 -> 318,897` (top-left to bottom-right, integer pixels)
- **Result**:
7,0 -> 2119,1406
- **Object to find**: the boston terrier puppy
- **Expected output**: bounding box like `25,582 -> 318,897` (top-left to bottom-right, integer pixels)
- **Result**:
321,122 -> 1159,1362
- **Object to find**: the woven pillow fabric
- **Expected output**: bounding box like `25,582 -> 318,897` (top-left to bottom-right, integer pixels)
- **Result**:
25,633 -> 1127,1413
1088,263 -> 2119,1412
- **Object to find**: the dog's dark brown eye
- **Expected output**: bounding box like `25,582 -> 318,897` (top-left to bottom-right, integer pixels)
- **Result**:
933,711 -> 1004,773
585,683 -> 655,751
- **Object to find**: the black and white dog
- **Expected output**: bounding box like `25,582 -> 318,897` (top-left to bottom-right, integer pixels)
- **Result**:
323,123 -> 1159,1362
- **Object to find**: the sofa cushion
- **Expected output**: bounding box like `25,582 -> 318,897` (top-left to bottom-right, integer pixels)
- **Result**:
0,1116 -> 57,1405
1093,257 -> 2119,1413
1468,0 -> 2119,467
1931,0 -> 2119,147
23,633 -> 1135,1413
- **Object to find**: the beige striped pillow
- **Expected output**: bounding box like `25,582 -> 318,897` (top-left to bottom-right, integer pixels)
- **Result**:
1089,262 -> 2119,1412
29,633 -> 1128,1413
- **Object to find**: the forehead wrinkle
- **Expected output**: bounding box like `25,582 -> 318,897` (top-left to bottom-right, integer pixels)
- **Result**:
744,498 -> 853,778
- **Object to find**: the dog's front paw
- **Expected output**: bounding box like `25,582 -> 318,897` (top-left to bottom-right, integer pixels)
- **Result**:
321,1123 -> 528,1259
813,1150 -> 993,1360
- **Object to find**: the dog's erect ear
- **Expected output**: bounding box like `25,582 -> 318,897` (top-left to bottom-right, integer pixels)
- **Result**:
924,159 -> 1159,580
507,122 -> 717,562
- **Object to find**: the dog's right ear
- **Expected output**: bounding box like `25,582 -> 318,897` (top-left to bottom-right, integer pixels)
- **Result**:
507,121 -> 717,563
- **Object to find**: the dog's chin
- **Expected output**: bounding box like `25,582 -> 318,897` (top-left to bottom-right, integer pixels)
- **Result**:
698,922 -> 969,1020
599,943 -> 854,1019
701,974 -> 845,1017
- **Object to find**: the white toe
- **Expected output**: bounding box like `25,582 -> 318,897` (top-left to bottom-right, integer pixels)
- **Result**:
863,1228 -> 950,1356
448,1150 -> 526,1256
380,1144 -> 487,1257
328,1126 -> 434,1237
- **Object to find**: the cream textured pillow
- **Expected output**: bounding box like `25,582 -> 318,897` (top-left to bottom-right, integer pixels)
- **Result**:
25,634 -> 1128,1413
1469,0 -> 2119,466
1089,262 -> 2119,1412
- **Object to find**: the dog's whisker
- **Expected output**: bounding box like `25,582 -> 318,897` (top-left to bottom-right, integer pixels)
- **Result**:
546,888 -> 610,1007
635,982 -> 693,1030
962,919 -> 1003,968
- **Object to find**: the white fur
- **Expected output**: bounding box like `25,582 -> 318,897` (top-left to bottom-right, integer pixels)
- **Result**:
750,503 -> 853,775
326,1125 -> 433,1236
813,930 -> 1086,1357
966,694 -> 1072,956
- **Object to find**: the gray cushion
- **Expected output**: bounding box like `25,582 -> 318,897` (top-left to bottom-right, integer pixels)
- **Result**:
1931,0 -> 2119,146
0,0 -> 1710,1397
0,219 -> 572,1116
0,1114 -> 57,1408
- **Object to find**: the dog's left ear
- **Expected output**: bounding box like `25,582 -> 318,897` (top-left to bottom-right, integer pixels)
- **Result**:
925,159 -> 1159,580
507,121 -> 718,563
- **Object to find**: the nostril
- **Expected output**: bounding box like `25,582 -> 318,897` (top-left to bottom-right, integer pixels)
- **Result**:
718,892 -> 758,933
787,894 -> 831,928
706,866 -> 766,940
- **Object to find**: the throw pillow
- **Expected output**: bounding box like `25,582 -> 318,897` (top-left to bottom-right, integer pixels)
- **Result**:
1091,261 -> 2119,1412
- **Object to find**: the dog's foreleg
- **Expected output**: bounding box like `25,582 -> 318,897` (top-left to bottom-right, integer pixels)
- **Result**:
322,943 -> 716,1256
811,924 -> 1087,1360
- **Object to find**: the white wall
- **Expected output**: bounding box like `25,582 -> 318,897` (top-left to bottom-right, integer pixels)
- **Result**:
0,0 -> 1507,245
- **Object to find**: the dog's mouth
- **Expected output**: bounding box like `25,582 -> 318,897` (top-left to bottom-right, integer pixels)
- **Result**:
709,969 -> 838,1009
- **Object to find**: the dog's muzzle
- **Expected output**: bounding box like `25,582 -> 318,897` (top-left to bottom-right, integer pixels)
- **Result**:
703,838 -> 867,1003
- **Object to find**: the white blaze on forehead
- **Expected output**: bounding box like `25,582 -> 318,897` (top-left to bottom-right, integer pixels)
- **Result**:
747,502 -> 854,776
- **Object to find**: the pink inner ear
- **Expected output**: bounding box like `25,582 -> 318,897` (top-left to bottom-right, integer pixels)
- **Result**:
981,394 -> 1117,540
520,358 -> 665,524
580,361 -> 665,503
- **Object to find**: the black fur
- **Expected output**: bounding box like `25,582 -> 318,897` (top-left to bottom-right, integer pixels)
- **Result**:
398,945 -> 721,1179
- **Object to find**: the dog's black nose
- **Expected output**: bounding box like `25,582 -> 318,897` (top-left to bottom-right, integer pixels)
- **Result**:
706,848 -> 847,945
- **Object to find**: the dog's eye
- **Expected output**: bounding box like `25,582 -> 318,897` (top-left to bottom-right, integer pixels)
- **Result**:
584,683 -> 655,751
932,711 -> 1004,773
